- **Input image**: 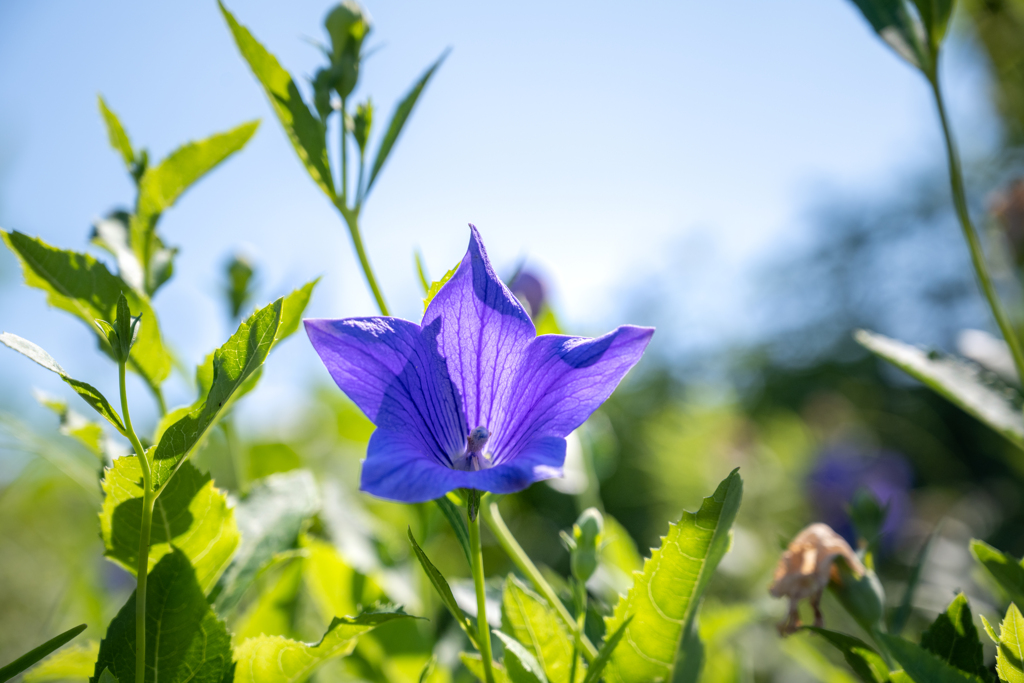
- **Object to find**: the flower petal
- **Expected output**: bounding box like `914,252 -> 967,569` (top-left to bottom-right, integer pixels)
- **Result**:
361,429 -> 564,502
305,317 -> 467,465
422,225 -> 535,430
490,325 -> 654,463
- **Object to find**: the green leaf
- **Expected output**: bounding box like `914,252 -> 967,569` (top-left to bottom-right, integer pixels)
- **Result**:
0,624 -> 87,683
991,604 -> 1024,683
846,0 -> 931,72
807,628 -> 891,683
92,548 -> 231,683
219,1 -> 335,200
604,468 -> 743,683
494,631 -> 549,683
920,593 -> 992,682
301,535 -> 362,622
670,616 -> 704,683
912,0 -> 955,51
97,96 -> 135,175
92,214 -> 144,293
232,608 -> 414,683
433,495 -> 472,565
1,231 -> 172,395
422,262 -> 458,313
97,670 -> 117,683
213,470 -> 320,613
151,297 -> 283,489
365,50 -> 448,199
501,575 -> 578,683
971,539 -> 1024,607
878,633 -> 985,683
856,330 -> 1024,450
407,528 -> 477,642
100,457 -> 239,593
24,641 -> 99,683
581,618 -> 630,683
1,332 -> 126,436
460,654 -> 511,683
234,558 -> 304,641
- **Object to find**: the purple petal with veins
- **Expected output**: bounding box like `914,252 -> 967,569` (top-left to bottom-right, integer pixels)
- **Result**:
305,225 -> 654,503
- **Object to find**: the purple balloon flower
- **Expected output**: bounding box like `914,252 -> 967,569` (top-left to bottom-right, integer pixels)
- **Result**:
305,226 -> 654,502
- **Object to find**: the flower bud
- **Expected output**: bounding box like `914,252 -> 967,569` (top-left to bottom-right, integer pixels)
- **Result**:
225,253 -> 256,320
353,99 -> 373,156
96,293 -> 141,364
570,507 -> 604,583
323,2 -> 371,100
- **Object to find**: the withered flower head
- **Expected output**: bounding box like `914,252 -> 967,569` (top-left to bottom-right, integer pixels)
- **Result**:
769,523 -> 865,635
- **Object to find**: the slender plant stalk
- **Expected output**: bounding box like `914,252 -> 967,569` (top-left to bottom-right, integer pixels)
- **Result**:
468,508 -> 496,683
929,74 -> 1024,381
568,581 -> 586,683
481,500 -> 598,662
120,362 -> 154,683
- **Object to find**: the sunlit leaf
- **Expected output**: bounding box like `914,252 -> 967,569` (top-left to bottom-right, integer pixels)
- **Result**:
856,330 -> 1024,450
581,618 -> 630,683
604,469 -> 743,683
234,558 -> 304,642
23,641 -> 99,683
1,231 -> 172,396
92,549 -> 231,683
365,51 -> 448,199
232,608 -> 414,683
219,1 -> 335,200
971,539 -> 1024,607
97,96 -> 135,175
151,297 -> 283,489
880,633 -> 987,682
91,215 -> 144,294
100,457 -> 239,593
920,593 -> 992,682
1,332 -> 126,436
807,628 -> 892,683
213,470 -> 320,613
408,528 -> 476,642
422,262 -> 458,313
0,624 -> 87,683
986,604 -> 1024,683
501,575 -> 580,683
433,495 -> 471,565
460,654 -> 511,683
846,0 -> 931,72
493,631 -> 548,683
302,535 -> 365,624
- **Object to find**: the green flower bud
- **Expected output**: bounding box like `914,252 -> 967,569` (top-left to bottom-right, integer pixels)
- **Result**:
570,507 -> 603,583
323,1 -> 371,100
353,99 -> 373,156
97,293 -> 141,364
225,253 -> 256,320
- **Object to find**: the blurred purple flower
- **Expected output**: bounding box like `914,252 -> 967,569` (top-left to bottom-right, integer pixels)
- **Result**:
806,444 -> 913,549
305,226 -> 654,503
509,270 -> 547,318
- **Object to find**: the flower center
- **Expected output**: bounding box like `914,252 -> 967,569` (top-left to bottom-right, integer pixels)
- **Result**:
459,426 -> 491,471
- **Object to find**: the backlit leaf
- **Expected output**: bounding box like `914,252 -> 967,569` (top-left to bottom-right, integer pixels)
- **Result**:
151,297 -> 283,489
92,549 -> 231,683
991,604 -> 1024,683
408,528 -> 476,642
2,332 -> 126,436
23,641 -> 99,683
920,593 -> 992,682
604,469 -> 743,683
971,539 -> 1024,607
234,559 -> 304,642
366,51 -> 448,199
0,624 -> 87,683
807,628 -> 891,683
213,470 -> 320,614
878,633 -> 984,683
501,575 -> 579,683
422,262 -> 458,313
97,96 -> 135,174
493,631 -> 548,683
581,618 -> 630,683
1,231 -> 171,395
460,654 -> 511,683
232,608 -> 414,683
856,330 -> 1024,450
220,1 -> 335,200
100,457 -> 239,593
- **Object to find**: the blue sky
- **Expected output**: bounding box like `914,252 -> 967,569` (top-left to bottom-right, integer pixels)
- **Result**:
0,1 -> 992,430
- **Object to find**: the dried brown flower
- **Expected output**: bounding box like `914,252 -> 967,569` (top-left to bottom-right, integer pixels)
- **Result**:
769,523 -> 865,635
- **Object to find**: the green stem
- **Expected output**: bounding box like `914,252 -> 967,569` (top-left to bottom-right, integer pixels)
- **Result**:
930,74 -> 1024,381
468,505 -> 495,683
481,500 -> 598,662
569,581 -> 586,683
120,362 -> 154,683
340,98 -> 348,202
337,204 -> 391,316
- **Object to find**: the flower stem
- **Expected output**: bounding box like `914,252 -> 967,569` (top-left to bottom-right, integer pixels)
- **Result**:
337,204 -> 391,317
468,501 -> 496,683
120,362 -> 154,683
568,580 -> 586,683
929,73 -> 1024,381
481,499 -> 598,662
